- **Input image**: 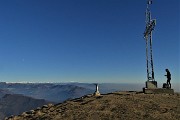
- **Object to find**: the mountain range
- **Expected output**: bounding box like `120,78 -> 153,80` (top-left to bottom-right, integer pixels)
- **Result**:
0,82 -> 179,103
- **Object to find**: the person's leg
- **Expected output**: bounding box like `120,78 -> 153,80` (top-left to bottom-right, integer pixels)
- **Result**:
167,79 -> 171,88
169,78 -> 171,88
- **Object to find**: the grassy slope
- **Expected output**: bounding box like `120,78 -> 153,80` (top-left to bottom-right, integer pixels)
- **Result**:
7,92 -> 180,120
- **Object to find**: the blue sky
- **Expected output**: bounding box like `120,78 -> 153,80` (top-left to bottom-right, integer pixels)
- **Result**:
0,0 -> 179,84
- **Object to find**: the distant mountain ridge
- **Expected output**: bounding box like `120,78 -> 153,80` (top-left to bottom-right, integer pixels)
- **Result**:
0,89 -> 12,98
0,82 -> 94,103
0,82 -> 94,119
0,82 -> 131,103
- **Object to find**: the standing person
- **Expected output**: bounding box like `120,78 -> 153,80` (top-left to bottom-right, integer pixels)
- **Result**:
164,69 -> 171,88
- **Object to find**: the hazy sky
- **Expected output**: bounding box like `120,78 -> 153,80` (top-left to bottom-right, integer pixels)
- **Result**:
0,0 -> 179,84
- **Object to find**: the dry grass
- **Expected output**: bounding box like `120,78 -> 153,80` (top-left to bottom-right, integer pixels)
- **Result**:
6,92 -> 180,120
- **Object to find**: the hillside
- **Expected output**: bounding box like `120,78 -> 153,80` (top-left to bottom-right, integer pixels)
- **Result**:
6,91 -> 180,120
0,82 -> 94,103
0,89 -> 12,98
0,94 -> 50,120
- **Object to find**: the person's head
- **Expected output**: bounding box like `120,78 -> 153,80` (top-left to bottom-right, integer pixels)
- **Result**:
165,69 -> 169,72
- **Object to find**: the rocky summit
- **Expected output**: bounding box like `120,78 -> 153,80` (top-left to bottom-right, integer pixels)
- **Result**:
6,91 -> 180,120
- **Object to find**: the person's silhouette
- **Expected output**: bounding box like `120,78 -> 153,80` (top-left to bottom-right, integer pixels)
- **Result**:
164,69 -> 171,88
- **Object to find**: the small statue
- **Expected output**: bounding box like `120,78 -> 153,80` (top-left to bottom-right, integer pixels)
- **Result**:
94,84 -> 100,96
